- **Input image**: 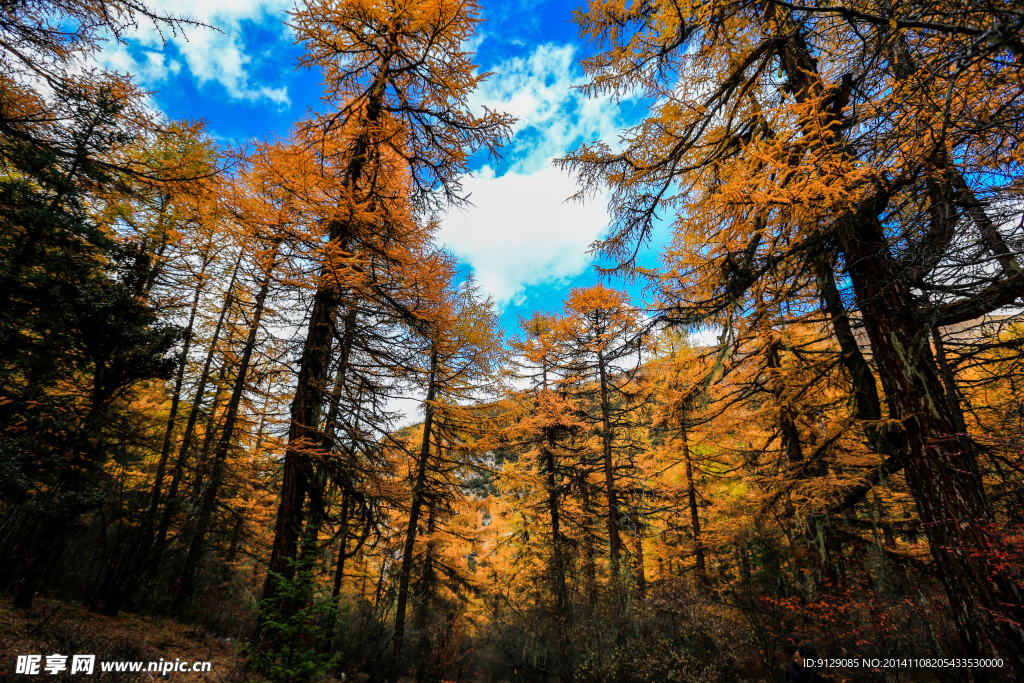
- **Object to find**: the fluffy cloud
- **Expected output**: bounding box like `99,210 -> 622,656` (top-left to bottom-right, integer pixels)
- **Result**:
438,164 -> 609,307
438,43 -> 630,307
96,0 -> 292,104
97,44 -> 182,84
469,43 -> 624,173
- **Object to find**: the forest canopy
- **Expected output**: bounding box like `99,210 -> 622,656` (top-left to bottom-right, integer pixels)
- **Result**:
1,0 -> 1022,682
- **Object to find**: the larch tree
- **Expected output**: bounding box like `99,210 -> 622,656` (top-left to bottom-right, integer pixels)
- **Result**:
648,336 -> 712,589
392,274 -> 504,679
504,313 -> 584,615
261,0 -> 512,624
555,284 -> 650,585
172,140 -> 300,611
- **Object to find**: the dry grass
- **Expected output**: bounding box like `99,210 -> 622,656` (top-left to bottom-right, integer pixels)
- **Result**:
0,597 -> 249,681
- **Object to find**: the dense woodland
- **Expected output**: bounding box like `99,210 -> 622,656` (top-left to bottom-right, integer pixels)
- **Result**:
2,0 -> 1024,681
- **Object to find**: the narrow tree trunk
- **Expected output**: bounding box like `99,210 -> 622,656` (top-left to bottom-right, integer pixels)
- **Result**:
949,171 -> 1024,294
737,542 -> 751,586
391,347 -> 437,681
931,326 -> 969,437
324,307 -> 357,449
188,378 -> 227,502
332,492 -> 350,601
148,253 -> 212,524
596,352 -> 622,578
538,363 -> 568,613
581,479 -> 597,605
543,440 -> 567,613
766,338 -> 845,586
633,519 -> 646,598
817,262 -> 882,424
224,514 -> 244,569
680,421 -> 708,589
325,308 -> 359,612
413,503 -> 439,683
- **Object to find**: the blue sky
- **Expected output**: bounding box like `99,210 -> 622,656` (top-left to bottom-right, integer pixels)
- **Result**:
98,0 -> 670,337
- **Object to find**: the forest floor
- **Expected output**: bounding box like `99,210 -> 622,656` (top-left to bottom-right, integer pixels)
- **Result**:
0,596 -> 246,681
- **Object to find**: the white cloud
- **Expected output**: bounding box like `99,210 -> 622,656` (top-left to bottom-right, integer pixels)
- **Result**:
96,44 -> 182,84
436,43 -> 634,308
439,164 -> 609,307
470,43 -> 624,173
96,0 -> 293,104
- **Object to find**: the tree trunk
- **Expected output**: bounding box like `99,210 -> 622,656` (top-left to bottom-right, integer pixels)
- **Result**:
843,217 -> 1024,672
261,278 -> 337,608
581,478 -> 598,605
332,492 -> 350,601
816,262 -> 882,424
148,253 -> 212,525
770,12 -> 1024,670
391,347 -> 437,681
633,519 -> 646,598
413,502 -> 439,683
931,326 -> 970,438
260,43 -> 392,620
543,440 -> 567,614
188,377 -> 227,502
596,351 -> 622,578
680,421 -> 708,589
541,364 -> 567,613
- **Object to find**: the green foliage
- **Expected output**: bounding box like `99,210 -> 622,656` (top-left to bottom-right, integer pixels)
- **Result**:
0,90 -> 180,511
0,78 -> 181,613
245,557 -> 344,683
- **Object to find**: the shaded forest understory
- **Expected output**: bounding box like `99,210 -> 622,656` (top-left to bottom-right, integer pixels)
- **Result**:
3,0 -> 1024,681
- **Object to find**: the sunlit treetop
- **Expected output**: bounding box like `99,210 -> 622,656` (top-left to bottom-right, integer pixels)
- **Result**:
291,0 -> 515,212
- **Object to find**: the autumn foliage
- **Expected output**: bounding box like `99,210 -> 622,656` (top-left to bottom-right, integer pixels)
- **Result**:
2,0 -> 1023,682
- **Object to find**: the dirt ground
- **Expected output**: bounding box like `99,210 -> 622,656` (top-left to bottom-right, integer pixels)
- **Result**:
0,596 -> 246,681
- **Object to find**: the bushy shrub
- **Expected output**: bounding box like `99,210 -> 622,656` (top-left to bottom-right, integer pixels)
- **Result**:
243,558 -> 343,683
